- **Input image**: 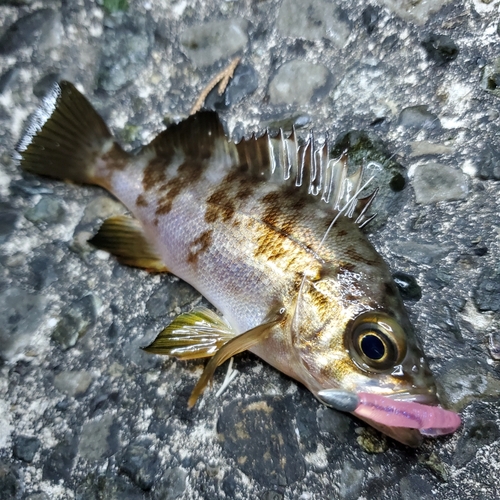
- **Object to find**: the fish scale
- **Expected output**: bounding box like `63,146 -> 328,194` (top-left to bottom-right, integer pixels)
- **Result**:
14,80 -> 461,446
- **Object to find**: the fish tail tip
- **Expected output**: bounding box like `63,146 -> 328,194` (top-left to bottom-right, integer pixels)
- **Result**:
15,80 -> 129,186
14,81 -> 63,163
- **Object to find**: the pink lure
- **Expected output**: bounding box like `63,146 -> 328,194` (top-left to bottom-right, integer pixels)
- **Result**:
353,392 -> 461,436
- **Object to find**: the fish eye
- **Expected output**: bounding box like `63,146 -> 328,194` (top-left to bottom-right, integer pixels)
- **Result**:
348,312 -> 407,372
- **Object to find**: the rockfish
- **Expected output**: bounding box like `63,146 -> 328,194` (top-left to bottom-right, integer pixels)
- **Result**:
14,81 -> 460,447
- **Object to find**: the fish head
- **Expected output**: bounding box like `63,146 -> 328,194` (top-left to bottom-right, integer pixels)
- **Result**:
339,310 -> 437,401
290,270 -> 459,446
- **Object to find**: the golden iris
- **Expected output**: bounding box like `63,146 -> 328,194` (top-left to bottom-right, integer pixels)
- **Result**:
348,312 -> 407,372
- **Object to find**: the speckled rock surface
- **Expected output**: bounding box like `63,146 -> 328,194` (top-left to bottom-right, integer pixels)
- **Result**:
1,0 -> 500,498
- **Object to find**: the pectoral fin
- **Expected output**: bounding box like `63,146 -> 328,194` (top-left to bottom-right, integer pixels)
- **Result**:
188,310 -> 284,408
89,215 -> 168,272
142,307 -> 236,359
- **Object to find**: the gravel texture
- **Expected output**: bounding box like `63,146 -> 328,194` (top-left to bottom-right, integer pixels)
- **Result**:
1,0 -> 500,498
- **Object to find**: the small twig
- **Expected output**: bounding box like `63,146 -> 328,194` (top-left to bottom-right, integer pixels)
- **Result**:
189,56 -> 241,115
215,357 -> 238,398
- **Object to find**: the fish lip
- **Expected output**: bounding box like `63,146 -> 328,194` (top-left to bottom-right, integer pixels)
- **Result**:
318,389 -> 440,407
384,391 -> 440,406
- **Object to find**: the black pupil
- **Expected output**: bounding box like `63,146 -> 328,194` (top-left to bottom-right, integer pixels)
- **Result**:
361,334 -> 385,360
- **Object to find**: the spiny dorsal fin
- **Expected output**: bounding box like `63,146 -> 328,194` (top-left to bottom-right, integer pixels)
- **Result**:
142,307 -> 235,359
354,189 -> 378,228
235,130 -> 373,222
88,215 -> 168,272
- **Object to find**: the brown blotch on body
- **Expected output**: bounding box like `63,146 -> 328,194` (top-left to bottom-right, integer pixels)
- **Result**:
254,229 -> 288,262
346,247 -> 377,267
101,143 -> 129,171
187,230 -> 213,265
94,143 -> 131,190
204,169 -> 257,225
254,190 -> 300,263
142,156 -> 168,192
205,187 -> 236,224
259,192 -> 282,229
136,194 -> 148,207
259,188 -> 310,235
308,284 -> 331,317
155,159 -> 206,216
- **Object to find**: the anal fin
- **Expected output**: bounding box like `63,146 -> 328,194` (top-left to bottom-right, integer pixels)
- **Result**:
142,307 -> 236,359
89,215 -> 168,272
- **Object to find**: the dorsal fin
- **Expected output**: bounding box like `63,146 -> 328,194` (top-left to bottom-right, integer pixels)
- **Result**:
143,111 -> 379,227
355,190 -> 378,228
145,111 -> 236,163
235,129 -> 374,224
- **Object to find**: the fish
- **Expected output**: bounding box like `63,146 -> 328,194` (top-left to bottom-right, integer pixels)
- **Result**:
14,81 -> 461,447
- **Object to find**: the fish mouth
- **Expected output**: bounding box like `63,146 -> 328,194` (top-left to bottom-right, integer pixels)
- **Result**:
318,388 -> 461,446
384,390 -> 440,406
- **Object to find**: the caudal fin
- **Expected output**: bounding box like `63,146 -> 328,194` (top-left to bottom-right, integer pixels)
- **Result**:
14,81 -> 129,187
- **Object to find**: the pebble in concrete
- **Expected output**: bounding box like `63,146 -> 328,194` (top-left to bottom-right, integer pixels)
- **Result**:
13,435 -> 40,463
392,271 -> 422,301
217,396 -> 306,486
24,197 -> 65,225
474,269 -> 500,312
118,440 -> 160,491
0,288 -> 47,362
277,0 -> 351,48
204,64 -> 258,111
399,474 -> 434,500
478,145 -> 500,180
51,294 -> 100,350
0,203 -> 18,244
338,461 -> 364,500
391,240 -> 453,265
412,162 -> 468,204
180,19 -> 248,68
481,57 -> 500,97
53,370 -> 93,398
453,419 -> 500,468
421,34 -> 459,66
78,414 -> 118,461
436,357 -> 500,411
0,9 -> 59,55
0,461 -> 19,500
98,15 -> 153,93
398,105 -> 440,129
153,467 -> 188,500
42,434 -> 78,483
269,60 -> 330,106
377,0 -> 452,25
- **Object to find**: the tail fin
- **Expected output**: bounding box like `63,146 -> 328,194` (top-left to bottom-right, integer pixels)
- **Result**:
14,81 -> 130,187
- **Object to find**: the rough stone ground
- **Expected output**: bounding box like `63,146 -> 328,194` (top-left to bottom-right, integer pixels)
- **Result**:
1,0 -> 500,498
